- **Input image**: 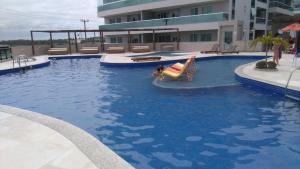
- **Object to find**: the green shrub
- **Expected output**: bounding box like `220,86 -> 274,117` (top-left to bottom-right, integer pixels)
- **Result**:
256,61 -> 267,69
267,61 -> 277,69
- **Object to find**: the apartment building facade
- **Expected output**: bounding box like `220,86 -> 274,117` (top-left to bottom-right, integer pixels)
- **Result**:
98,0 -> 294,51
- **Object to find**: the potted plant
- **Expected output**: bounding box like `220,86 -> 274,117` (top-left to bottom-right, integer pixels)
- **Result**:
250,33 -> 288,70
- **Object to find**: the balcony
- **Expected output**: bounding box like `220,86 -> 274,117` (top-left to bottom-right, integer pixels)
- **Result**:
269,0 -> 293,15
269,1 -> 292,10
99,13 -> 229,29
98,0 -> 163,12
255,17 -> 267,24
294,3 -> 300,14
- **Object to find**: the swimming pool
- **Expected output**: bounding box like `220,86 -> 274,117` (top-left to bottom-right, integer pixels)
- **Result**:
0,57 -> 300,169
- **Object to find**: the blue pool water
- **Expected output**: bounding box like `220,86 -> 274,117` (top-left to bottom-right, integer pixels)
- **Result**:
0,57 -> 300,169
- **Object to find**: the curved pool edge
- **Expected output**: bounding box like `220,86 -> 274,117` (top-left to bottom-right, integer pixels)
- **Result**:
152,77 -> 240,90
0,104 -> 134,169
235,62 -> 300,100
0,57 -> 50,76
100,55 -> 266,67
49,54 -> 101,60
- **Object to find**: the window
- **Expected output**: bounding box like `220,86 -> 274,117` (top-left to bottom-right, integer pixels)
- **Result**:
201,6 -> 212,14
191,7 -> 199,15
201,33 -> 212,41
158,12 -> 168,18
109,17 -> 121,24
190,32 -> 212,42
110,37 -> 116,43
190,33 -> 198,42
116,17 -> 121,23
109,18 -> 115,24
224,31 -> 233,44
117,37 -> 122,43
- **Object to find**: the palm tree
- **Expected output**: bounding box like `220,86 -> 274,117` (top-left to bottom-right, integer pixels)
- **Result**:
250,32 -> 274,62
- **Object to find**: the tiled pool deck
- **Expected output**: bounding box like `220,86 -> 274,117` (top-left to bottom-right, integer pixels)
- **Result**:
235,53 -> 300,98
0,105 -> 134,169
0,51 -> 300,169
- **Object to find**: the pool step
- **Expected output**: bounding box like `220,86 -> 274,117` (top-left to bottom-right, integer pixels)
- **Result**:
285,94 -> 300,101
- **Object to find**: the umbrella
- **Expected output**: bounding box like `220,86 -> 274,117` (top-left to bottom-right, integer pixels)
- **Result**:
281,23 -> 300,32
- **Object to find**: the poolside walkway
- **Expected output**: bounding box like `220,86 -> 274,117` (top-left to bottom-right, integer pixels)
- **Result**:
0,105 -> 134,169
0,56 -> 49,72
0,111 -> 98,169
235,53 -> 300,93
100,51 -> 268,65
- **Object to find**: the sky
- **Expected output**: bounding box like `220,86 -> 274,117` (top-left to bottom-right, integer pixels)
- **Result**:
0,0 -> 104,40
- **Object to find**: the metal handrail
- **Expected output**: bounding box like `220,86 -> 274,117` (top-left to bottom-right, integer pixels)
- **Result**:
284,67 -> 300,100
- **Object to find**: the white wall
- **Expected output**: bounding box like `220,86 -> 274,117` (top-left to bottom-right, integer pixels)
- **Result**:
234,0 -> 252,41
98,0 -> 228,17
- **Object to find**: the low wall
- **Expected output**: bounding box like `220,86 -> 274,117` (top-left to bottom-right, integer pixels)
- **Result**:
11,41 -> 264,56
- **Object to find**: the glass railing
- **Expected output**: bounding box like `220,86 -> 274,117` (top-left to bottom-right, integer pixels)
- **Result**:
294,3 -> 300,12
99,13 -> 228,29
269,1 -> 293,11
256,17 -> 266,24
98,0 -> 163,12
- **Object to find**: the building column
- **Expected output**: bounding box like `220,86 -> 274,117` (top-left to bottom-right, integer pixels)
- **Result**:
217,27 -> 222,50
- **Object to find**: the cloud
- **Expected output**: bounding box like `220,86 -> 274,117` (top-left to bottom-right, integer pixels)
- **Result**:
0,0 -> 104,40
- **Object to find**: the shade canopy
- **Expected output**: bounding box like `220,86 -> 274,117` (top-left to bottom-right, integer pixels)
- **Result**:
281,23 -> 300,32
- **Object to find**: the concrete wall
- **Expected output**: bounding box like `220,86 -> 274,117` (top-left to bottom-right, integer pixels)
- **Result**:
102,1 -> 229,23
10,40 -> 262,56
234,0 -> 252,41
98,0 -> 227,17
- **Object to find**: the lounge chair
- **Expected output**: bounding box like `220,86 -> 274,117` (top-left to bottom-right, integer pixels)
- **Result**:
201,44 -> 219,54
79,47 -> 99,54
221,45 -> 239,54
161,55 -> 196,81
106,46 -> 125,53
131,46 -> 151,53
48,48 -> 69,55
161,44 -> 175,51
131,56 -> 161,62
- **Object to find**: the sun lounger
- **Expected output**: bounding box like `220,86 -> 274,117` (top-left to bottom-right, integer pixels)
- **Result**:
131,56 -> 161,62
131,46 -> 151,53
106,46 -> 125,53
201,44 -> 219,54
221,45 -> 239,54
48,48 -> 69,55
79,47 -> 99,54
161,55 -> 196,81
161,44 -> 175,51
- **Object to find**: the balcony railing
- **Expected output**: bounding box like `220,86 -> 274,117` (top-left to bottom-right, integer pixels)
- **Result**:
99,13 -> 229,29
256,17 -> 266,24
98,0 -> 163,12
255,17 -> 272,26
269,1 -> 293,11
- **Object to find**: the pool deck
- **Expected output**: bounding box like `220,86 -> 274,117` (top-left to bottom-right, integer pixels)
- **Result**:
235,53 -> 300,95
0,56 -> 50,74
100,51 -> 267,65
0,105 -> 134,169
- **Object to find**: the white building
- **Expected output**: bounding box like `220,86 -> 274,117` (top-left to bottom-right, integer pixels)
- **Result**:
98,0 -> 293,51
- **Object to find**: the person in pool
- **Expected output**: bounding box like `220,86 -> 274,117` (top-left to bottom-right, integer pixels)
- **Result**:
152,65 -> 164,77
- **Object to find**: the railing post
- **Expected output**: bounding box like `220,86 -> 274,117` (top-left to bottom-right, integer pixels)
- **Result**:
128,30 -> 131,52
152,29 -> 156,51
176,28 -> 180,50
100,30 -> 104,52
74,32 -> 78,53
67,32 -> 71,54
30,31 -> 35,56
49,32 -> 53,48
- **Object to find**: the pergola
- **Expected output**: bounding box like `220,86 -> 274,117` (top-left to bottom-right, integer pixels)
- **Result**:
30,28 -> 180,55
